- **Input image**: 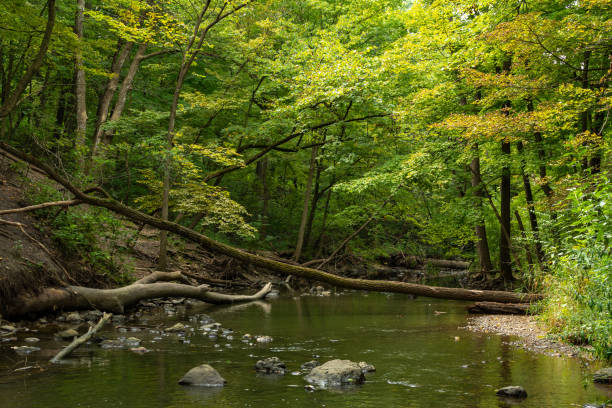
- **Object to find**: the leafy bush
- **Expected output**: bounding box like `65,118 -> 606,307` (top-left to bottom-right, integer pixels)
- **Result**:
540,174 -> 611,361
26,181 -> 133,285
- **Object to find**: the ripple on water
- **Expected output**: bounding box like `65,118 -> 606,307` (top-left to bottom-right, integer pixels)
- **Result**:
387,380 -> 419,388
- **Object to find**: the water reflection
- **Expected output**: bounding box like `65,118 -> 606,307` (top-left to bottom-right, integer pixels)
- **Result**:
0,292 -> 607,408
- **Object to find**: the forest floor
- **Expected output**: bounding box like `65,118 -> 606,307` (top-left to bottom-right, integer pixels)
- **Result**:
461,314 -> 595,360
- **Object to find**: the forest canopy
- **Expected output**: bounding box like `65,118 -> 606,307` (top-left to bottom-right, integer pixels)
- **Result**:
0,0 -> 610,359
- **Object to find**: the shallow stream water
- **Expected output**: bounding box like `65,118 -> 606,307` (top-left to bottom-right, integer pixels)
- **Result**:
0,292 -> 608,407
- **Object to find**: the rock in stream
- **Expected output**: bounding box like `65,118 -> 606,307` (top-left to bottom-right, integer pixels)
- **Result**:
304,359 -> 365,388
178,364 -> 226,387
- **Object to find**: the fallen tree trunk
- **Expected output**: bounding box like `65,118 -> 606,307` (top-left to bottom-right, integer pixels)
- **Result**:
50,312 -> 112,363
4,272 -> 272,317
0,143 -> 544,305
423,258 -> 470,270
467,301 -> 531,315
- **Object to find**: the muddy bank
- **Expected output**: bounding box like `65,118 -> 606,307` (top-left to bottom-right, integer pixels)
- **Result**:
461,314 -> 595,360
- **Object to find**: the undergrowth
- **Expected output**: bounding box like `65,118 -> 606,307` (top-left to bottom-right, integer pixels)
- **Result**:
539,174 -> 611,361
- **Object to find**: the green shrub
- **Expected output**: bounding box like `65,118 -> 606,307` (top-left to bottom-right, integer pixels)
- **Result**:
540,174 -> 611,361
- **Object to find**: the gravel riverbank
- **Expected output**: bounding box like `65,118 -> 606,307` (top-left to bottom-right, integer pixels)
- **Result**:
461,314 -> 594,359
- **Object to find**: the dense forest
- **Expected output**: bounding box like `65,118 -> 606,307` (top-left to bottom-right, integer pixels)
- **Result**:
0,0 -> 610,368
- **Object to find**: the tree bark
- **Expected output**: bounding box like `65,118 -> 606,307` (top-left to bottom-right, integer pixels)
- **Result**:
0,142 -> 545,305
470,147 -> 493,274
102,43 -> 147,146
256,157 -> 270,238
4,272 -> 272,317
293,145 -> 318,261
514,210 -> 534,267
91,41 -> 133,157
74,0 -> 87,168
467,301 -> 530,315
500,140 -> 512,281
516,141 -> 543,264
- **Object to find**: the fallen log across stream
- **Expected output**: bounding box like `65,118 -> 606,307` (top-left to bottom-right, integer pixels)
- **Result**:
0,143 -> 544,316
5,271 -> 272,317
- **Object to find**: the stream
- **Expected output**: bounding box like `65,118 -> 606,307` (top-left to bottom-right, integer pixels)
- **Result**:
0,291 -> 608,407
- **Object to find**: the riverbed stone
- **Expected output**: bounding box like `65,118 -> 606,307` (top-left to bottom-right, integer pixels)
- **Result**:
358,361 -> 376,373
178,364 -> 226,387
65,312 -> 82,322
100,339 -> 123,349
125,337 -> 141,347
301,360 -> 319,371
304,359 -> 365,387
166,322 -> 187,332
56,328 -> 79,340
255,357 -> 286,375
495,386 -> 528,398
12,345 -> 40,355
593,367 -> 612,384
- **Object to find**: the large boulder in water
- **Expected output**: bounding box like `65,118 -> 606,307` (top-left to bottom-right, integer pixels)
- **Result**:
178,364 -> 226,387
304,359 -> 365,387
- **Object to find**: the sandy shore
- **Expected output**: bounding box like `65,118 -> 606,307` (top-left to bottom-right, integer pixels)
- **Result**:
460,314 -> 594,359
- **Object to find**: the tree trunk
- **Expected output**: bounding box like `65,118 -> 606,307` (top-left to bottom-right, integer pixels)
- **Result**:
470,147 -> 493,275
91,41 -> 133,157
303,159 -> 322,251
256,157 -> 270,238
514,210 -> 534,267
102,43 -> 147,145
500,140 -> 512,281
4,272 -> 272,317
293,145 -> 318,262
74,0 -> 87,168
0,142 -> 545,305
516,141 -> 543,265
467,301 -> 530,315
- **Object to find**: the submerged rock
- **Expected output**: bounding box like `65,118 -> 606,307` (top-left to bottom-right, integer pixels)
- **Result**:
130,347 -> 149,354
358,362 -> 376,373
300,360 -> 319,371
304,359 -> 365,387
166,323 -> 187,332
12,346 -> 40,355
178,364 -> 226,387
495,386 -> 528,399
125,337 -> 141,347
65,312 -> 82,322
56,328 -> 79,340
100,339 -> 123,349
255,357 -> 286,375
593,367 -> 612,384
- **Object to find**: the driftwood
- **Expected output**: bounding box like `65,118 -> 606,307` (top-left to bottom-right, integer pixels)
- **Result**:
467,301 -> 531,315
5,271 -> 272,317
50,312 -> 112,363
0,143 -> 544,308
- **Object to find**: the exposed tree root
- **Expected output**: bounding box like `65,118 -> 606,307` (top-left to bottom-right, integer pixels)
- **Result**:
4,271 -> 272,317
0,143 -> 544,310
